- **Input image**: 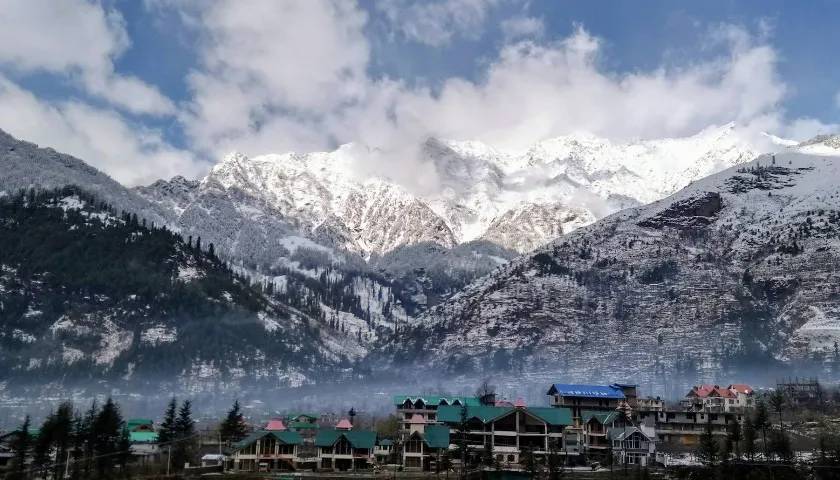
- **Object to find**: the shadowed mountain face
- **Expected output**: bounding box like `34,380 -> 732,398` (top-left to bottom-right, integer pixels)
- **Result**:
389,148 -> 840,393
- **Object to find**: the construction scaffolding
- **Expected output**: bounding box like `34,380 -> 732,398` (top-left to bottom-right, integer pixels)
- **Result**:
776,377 -> 823,408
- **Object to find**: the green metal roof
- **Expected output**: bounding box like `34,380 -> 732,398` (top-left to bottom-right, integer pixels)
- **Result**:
437,405 -> 514,424
129,431 -> 158,443
232,430 -> 303,450
314,430 -> 377,449
378,439 -> 394,447
286,413 -> 319,421
581,410 -> 619,425
423,425 -> 451,449
437,406 -> 572,426
392,395 -> 481,407
527,407 -> 573,426
288,421 -> 319,430
126,418 -> 153,427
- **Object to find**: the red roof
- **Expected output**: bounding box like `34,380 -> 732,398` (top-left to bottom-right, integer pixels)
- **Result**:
265,419 -> 287,431
514,398 -> 527,408
335,418 -> 353,430
728,384 -> 753,395
689,384 -> 734,398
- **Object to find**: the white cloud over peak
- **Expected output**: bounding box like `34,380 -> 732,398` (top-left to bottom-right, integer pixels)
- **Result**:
0,75 -> 202,186
0,0 -> 174,116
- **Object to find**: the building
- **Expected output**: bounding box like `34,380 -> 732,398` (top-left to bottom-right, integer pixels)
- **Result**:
403,425 -> 451,471
636,397 -> 665,412
681,384 -> 755,413
436,403 -> 574,465
229,430 -> 303,472
393,395 -> 481,434
200,454 -> 225,467
643,410 -> 742,448
126,419 -> 155,432
546,384 -> 629,424
608,426 -> 655,466
374,439 -> 394,463
314,420 -> 376,471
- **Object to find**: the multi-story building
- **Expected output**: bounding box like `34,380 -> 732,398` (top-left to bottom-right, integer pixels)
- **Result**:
402,425 -> 450,470
229,430 -> 303,472
435,403 -> 574,465
546,383 -> 631,425
642,410 -> 743,448
681,384 -> 755,413
393,395 -> 481,433
314,419 -> 376,471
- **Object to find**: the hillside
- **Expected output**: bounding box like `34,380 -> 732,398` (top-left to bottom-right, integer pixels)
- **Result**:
0,186 -> 359,393
389,143 -> 840,395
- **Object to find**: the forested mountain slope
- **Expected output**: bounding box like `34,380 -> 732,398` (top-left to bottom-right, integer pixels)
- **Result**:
390,144 -> 840,394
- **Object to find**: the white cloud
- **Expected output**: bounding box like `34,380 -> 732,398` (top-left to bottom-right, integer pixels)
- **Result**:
0,0 -> 174,115
500,15 -> 544,41
0,75 -> 202,186
169,1 -> 828,192
376,0 -> 499,47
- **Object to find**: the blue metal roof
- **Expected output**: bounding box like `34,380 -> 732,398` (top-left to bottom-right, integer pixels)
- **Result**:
547,384 -> 626,399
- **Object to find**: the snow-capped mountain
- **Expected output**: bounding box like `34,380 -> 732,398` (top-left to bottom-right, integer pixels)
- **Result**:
138,122 -> 759,260
388,139 -> 840,393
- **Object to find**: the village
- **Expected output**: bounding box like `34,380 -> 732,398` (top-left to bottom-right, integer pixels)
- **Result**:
3,378 -> 840,479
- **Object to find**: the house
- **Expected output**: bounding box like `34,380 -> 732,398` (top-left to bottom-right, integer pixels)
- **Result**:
128,431 -> 159,459
546,384 -> 629,425
581,411 -> 620,457
126,419 -> 155,432
315,420 -> 376,471
435,403 -> 574,465
265,419 -> 288,431
608,426 -> 655,466
403,425 -> 450,471
374,439 -> 394,463
229,430 -> 303,472
681,384 -> 754,413
636,397 -> 665,412
393,395 -> 481,434
643,410 -> 742,448
0,432 -> 15,472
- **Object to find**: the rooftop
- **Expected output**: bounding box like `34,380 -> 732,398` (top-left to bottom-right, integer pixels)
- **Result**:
547,384 -> 626,399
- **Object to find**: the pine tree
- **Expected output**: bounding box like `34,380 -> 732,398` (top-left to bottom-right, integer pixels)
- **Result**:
92,398 -> 125,478
754,399 -> 770,460
158,397 -> 178,444
173,400 -> 196,470
7,415 -> 32,480
696,419 -> 719,466
220,400 -> 248,445
727,419 -> 742,461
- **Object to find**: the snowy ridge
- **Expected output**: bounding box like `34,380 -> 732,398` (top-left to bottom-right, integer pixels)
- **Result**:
138,123 -> 761,259
391,145 -> 840,392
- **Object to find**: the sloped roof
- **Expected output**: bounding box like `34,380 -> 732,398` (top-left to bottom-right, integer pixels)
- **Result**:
265,419 -> 287,431
437,405 -> 572,426
286,413 -> 319,421
126,419 -> 153,428
582,410 -> 619,425
423,425 -> 451,449
232,430 -> 303,450
377,439 -> 394,447
289,421 -> 319,430
527,407 -> 573,426
437,405 -> 513,424
393,395 -> 481,407
335,418 -> 353,429
315,430 -> 376,449
688,384 -> 735,398
728,384 -> 754,395
607,427 -> 651,442
547,384 -> 626,399
129,431 -> 158,443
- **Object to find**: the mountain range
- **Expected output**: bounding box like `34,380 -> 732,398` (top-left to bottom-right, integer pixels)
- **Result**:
2,125 -> 839,394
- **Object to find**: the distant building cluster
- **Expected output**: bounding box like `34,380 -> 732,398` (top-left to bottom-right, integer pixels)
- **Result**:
207,381 -> 755,473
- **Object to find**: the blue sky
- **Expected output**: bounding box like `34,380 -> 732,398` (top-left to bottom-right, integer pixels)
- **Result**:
0,0 -> 838,185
